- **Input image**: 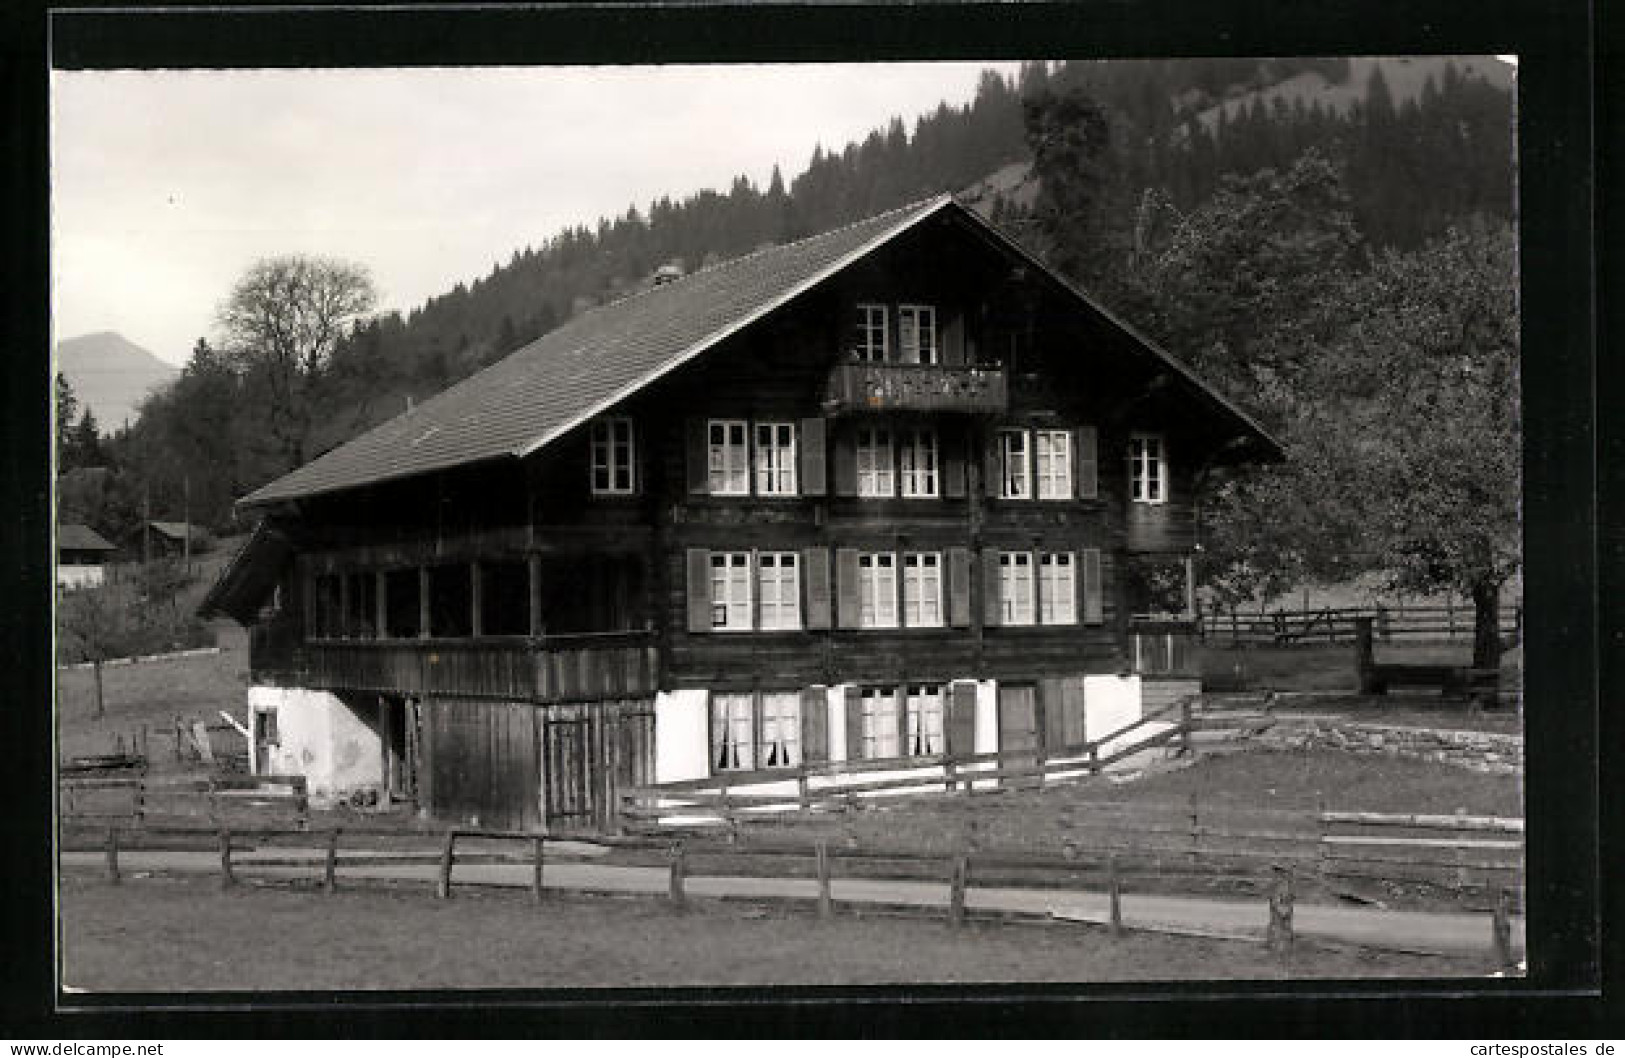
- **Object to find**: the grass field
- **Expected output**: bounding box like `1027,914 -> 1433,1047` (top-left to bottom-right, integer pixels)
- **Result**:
1199,641 -> 1525,694
57,873 -> 1492,990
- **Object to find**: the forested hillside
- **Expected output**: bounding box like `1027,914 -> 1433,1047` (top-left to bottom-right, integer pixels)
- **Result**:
72,56 -> 1514,549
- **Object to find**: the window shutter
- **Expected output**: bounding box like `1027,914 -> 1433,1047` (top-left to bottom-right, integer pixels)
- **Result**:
941,311 -> 965,366
1041,677 -> 1068,755
981,548 -> 1002,627
686,549 -> 712,632
803,547 -> 832,630
833,427 -> 858,497
801,686 -> 828,764
983,433 -> 1002,498
835,547 -> 861,629
1075,425 -> 1098,499
943,435 -> 968,498
1081,547 -> 1104,625
947,547 -> 972,628
844,685 -> 864,760
686,418 -> 709,495
947,681 -> 977,757
799,417 -> 827,496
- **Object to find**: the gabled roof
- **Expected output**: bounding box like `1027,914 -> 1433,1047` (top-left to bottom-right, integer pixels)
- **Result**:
243,194 -> 1281,508
149,520 -> 207,541
58,524 -> 116,552
243,196 -> 953,506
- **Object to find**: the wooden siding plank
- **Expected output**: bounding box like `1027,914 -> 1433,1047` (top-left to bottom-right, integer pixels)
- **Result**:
1076,425 -> 1099,500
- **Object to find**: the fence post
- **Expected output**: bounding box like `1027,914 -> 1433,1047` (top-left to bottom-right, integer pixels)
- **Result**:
947,853 -> 969,928
1354,618 -> 1377,693
668,840 -> 687,909
323,828 -> 340,894
797,772 -> 810,810
1492,887 -> 1515,968
436,830 -> 456,899
105,826 -> 120,885
1187,793 -> 1200,867
532,835 -> 546,904
1107,854 -> 1123,937
1180,697 -> 1194,758
815,840 -> 832,919
218,827 -> 234,889
1267,866 -> 1294,956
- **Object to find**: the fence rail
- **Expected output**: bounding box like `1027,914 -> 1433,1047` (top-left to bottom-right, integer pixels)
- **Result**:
1200,603 -> 1523,646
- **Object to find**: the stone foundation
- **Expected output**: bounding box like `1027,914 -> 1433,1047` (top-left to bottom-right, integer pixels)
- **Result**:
1256,717 -> 1522,774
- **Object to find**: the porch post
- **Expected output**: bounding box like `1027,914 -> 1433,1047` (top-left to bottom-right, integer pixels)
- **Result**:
528,554 -> 544,637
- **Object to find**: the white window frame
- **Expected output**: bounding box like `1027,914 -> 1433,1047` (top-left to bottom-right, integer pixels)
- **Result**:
860,686 -> 901,760
897,304 -> 939,365
709,552 -> 753,631
1130,432 -> 1166,504
712,692 -> 756,772
753,421 -> 798,496
902,552 -> 944,628
853,303 -> 889,362
759,691 -> 801,769
999,429 -> 1031,499
1040,552 -> 1077,625
898,428 -> 939,498
708,419 -> 750,496
856,427 -> 895,498
756,552 -> 802,631
589,416 -> 636,495
999,551 -> 1036,626
1035,429 -> 1073,500
857,552 -> 899,629
904,684 -> 945,757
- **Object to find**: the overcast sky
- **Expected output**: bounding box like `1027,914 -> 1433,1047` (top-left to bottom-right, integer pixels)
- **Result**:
51,63 -> 1023,365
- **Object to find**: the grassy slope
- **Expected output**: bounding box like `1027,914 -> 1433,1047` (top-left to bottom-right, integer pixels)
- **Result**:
58,873 -> 1489,990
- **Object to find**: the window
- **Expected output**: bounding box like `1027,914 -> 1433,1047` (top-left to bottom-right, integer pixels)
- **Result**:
998,551 -> 1036,625
753,422 -> 798,496
999,429 -> 1031,499
902,552 -> 943,628
313,574 -> 342,638
590,417 -> 635,495
709,552 -> 752,630
757,552 -> 802,630
759,692 -> 801,768
383,568 -> 420,638
345,571 -> 378,638
898,304 -> 938,364
708,420 -> 750,495
904,685 -> 945,756
1040,552 -> 1077,625
712,693 -> 756,771
1035,429 -> 1073,500
1131,433 -> 1165,504
853,303 -> 889,361
856,427 -> 895,497
857,552 -> 898,629
427,564 -> 473,638
478,560 -> 530,636
898,429 -> 939,498
860,687 -> 900,760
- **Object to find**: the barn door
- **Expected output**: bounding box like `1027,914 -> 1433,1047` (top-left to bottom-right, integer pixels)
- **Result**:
543,717 -> 594,831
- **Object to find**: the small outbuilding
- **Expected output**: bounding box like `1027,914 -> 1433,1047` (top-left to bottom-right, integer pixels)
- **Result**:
140,520 -> 212,560
58,523 -> 117,589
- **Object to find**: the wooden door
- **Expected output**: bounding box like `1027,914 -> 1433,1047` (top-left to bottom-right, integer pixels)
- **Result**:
998,683 -> 1039,758
543,717 -> 594,830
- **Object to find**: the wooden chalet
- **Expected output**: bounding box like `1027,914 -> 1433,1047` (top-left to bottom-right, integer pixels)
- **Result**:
58,523 -> 117,589
202,195 -> 1282,830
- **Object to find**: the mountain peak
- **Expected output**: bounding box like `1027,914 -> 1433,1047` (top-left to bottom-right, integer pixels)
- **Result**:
55,331 -> 179,433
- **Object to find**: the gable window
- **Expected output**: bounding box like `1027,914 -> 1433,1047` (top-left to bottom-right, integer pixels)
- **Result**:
853,303 -> 889,362
859,687 -> 901,760
902,552 -> 943,628
857,552 -> 898,629
709,552 -> 752,631
1040,552 -> 1077,625
998,551 -> 1036,626
590,417 -> 636,495
1130,433 -> 1165,504
898,428 -> 939,498
708,420 -> 750,495
998,429 -> 1031,499
898,304 -> 938,365
856,427 -> 895,498
753,422 -> 798,496
904,684 -> 945,756
1035,429 -> 1073,500
757,552 -> 802,630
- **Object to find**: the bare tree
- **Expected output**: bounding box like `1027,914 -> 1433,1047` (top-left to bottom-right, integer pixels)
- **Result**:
217,254 -> 378,468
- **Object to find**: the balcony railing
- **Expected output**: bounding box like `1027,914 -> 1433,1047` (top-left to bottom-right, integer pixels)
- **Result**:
824,361 -> 1008,414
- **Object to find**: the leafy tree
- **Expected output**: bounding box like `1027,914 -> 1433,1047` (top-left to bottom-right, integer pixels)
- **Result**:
217,254 -> 379,469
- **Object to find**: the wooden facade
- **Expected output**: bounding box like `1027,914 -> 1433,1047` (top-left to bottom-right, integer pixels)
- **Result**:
220,200 -> 1274,830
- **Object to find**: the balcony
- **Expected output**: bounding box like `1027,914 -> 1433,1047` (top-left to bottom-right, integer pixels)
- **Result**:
823,361 -> 1008,415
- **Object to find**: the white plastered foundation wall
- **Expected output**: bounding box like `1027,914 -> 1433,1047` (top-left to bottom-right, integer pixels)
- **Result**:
247,686 -> 384,807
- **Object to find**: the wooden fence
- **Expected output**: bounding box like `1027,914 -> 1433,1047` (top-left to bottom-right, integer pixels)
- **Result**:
59,773 -> 310,829
1201,603 -> 1523,646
